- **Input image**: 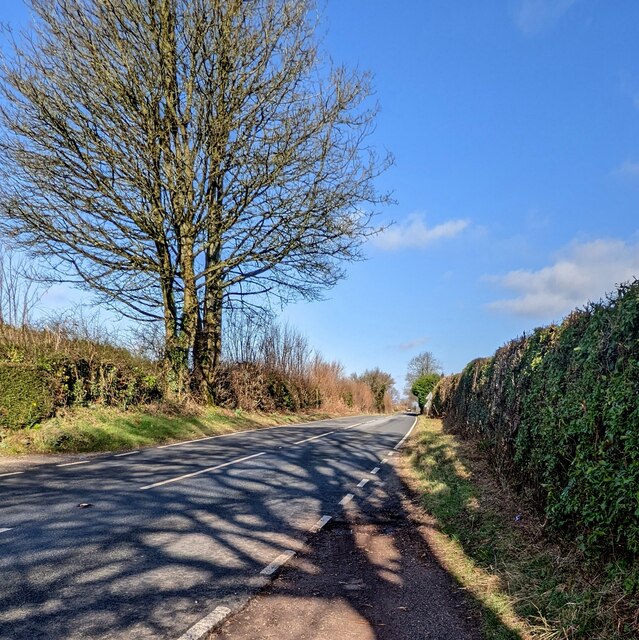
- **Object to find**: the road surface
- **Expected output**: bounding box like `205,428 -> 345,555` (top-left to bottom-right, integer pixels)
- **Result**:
0,414 -> 415,640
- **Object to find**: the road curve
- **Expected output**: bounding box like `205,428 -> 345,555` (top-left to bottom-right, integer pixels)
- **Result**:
0,414 -> 415,640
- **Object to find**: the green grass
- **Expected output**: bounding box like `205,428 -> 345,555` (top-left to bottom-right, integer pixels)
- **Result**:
404,417 -> 639,640
0,403 -> 339,456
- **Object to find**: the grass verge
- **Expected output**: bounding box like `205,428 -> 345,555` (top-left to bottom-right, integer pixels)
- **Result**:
401,417 -> 639,640
0,403 -> 342,456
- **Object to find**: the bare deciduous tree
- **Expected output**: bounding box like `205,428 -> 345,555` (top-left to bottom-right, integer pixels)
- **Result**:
405,350 -> 442,386
0,244 -> 45,328
0,0 -> 391,397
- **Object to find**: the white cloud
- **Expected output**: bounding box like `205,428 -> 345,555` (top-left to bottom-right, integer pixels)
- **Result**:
513,0 -> 578,35
487,239 -> 639,318
373,214 -> 469,251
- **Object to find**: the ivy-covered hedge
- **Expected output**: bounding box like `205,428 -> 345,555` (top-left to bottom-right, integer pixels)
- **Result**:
431,281 -> 639,560
0,363 -> 61,428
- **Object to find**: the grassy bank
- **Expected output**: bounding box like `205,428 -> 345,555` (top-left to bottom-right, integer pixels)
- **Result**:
0,404 -> 342,456
402,417 -> 638,640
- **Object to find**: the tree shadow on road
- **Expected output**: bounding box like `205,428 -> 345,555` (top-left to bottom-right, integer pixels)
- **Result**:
0,416 -> 522,640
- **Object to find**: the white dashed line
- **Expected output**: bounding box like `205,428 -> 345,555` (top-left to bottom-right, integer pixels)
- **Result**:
57,460 -> 91,467
312,515 -> 332,532
381,458 -> 388,464
339,493 -> 354,506
114,450 -> 140,457
177,606 -> 232,640
0,528 -> 13,534
260,550 -> 296,576
370,467 -> 380,475
387,451 -> 396,457
357,478 -> 369,488
0,472 -> 23,478
293,431 -> 335,445
139,452 -> 266,490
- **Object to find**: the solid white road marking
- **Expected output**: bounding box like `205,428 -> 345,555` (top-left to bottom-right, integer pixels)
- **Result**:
177,606 -> 232,640
394,417 -> 419,450
0,528 -> 13,534
0,472 -> 23,478
293,431 -> 335,445
260,550 -> 296,576
57,460 -> 91,467
114,450 -> 140,457
357,478 -> 369,488
312,515 -> 332,532
339,493 -> 354,506
139,452 -> 266,490
370,467 -> 380,475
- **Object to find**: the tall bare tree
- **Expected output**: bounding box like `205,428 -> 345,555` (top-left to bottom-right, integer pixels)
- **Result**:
0,244 -> 45,328
0,0 -> 390,396
405,350 -> 442,390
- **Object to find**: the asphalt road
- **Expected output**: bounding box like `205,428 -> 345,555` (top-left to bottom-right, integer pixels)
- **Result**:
0,414 -> 415,640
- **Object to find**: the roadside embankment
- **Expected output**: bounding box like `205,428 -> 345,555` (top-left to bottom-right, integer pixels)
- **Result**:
405,416 -> 638,639
0,403 -> 346,460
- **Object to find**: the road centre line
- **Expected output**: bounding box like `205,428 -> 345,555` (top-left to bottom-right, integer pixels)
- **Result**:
370,467 -> 380,474
339,493 -> 354,506
293,430 -> 335,445
114,450 -> 140,457
0,471 -> 23,478
394,417 -> 419,450
357,478 -> 369,488
158,416 -> 357,450
57,460 -> 91,467
139,452 -> 266,490
260,550 -> 296,576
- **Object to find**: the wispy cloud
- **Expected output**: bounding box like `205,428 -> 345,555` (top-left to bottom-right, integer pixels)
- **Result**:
614,161 -> 639,179
513,0 -> 578,35
390,337 -> 429,351
373,214 -> 469,251
486,239 -> 639,318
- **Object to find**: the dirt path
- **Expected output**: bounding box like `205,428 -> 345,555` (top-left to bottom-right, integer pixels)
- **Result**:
208,458 -> 483,640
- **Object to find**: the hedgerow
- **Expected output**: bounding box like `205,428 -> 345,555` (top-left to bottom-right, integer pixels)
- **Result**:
431,281 -> 639,560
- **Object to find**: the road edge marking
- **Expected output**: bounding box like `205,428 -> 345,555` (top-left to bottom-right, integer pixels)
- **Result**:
311,515 -> 332,532
176,606 -> 232,640
260,549 -> 296,576
394,416 -> 419,450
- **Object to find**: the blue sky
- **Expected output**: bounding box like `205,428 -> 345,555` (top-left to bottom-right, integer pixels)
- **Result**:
279,0 -> 639,385
2,1 -> 639,390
